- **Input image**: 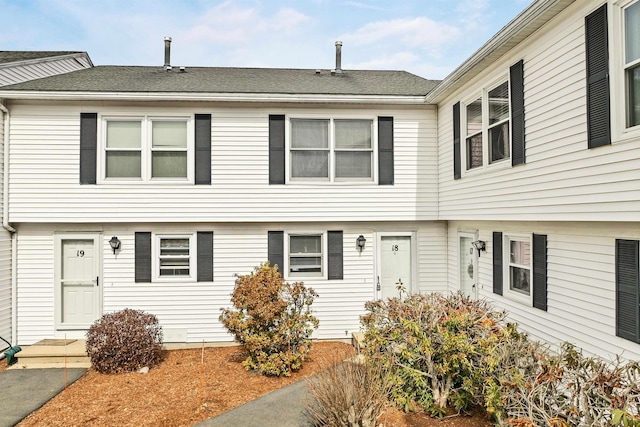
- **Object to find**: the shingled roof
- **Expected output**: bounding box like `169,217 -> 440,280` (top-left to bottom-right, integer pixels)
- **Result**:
0,65 -> 439,97
0,51 -> 86,65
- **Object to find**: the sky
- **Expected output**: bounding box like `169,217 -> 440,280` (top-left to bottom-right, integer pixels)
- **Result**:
0,0 -> 533,80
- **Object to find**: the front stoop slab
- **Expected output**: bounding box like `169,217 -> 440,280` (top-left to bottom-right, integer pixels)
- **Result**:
8,339 -> 90,369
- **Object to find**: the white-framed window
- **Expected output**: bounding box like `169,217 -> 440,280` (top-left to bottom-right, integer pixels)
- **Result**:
286,232 -> 325,278
624,0 -> 640,128
101,116 -> 193,182
504,234 -> 532,303
463,80 -> 510,171
155,234 -> 196,280
289,118 -> 374,182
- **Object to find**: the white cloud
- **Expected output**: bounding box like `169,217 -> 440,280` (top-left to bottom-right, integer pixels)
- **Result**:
341,16 -> 460,49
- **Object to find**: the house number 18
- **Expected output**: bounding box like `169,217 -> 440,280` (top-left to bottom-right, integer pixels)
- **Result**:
77,250 -> 85,257
391,245 -> 399,252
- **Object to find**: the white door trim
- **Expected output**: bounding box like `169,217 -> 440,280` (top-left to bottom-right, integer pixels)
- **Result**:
54,232 -> 103,331
375,231 -> 417,298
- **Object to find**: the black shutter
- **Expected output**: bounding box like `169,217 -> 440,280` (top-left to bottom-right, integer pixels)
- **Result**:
268,231 -> 284,274
269,115 -> 285,184
327,231 -> 343,280
510,60 -> 526,166
493,232 -> 503,295
585,4 -> 611,149
533,234 -> 548,311
378,117 -> 394,185
616,239 -> 639,343
80,113 -> 97,184
453,103 -> 461,180
195,114 -> 212,185
135,232 -> 152,283
197,232 -> 213,282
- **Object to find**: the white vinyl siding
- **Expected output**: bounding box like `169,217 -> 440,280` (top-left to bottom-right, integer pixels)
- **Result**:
438,0 -> 640,222
446,220 -> 640,360
7,104 -> 437,223
14,222 -> 446,345
0,113 -> 10,341
0,55 -> 92,87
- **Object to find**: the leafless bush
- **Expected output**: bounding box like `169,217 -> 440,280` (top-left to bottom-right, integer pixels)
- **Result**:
86,308 -> 163,374
305,356 -> 393,427
493,342 -> 640,426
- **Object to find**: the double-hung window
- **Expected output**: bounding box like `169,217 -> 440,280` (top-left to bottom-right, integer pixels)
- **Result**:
288,233 -> 324,278
156,235 -> 194,279
102,116 -> 192,182
290,118 -> 373,182
505,234 -> 531,302
625,1 -> 640,128
464,81 -> 510,171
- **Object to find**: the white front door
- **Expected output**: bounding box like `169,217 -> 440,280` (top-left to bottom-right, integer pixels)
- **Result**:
378,235 -> 412,299
459,233 -> 478,299
56,234 -> 101,329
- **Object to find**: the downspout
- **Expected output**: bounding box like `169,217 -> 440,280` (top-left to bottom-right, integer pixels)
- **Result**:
0,100 -> 17,345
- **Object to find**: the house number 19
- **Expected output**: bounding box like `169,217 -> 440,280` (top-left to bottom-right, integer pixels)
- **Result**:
77,250 -> 85,257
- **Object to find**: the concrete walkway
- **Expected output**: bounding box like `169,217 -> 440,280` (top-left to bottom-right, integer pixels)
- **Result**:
197,377 -> 314,427
0,368 -> 86,427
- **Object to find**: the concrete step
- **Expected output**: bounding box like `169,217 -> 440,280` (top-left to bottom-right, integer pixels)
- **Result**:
7,339 -> 91,369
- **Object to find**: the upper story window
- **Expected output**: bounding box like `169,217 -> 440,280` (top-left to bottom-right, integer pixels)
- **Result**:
464,81 -> 510,171
290,118 -> 373,182
102,116 -> 193,182
625,1 -> 640,128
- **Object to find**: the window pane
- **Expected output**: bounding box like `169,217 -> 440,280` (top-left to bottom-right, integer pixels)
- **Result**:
291,151 -> 329,178
107,121 -> 141,148
289,256 -> 322,273
509,266 -> 530,295
626,1 -> 640,64
628,64 -> 640,127
291,119 -> 328,149
290,235 -> 321,254
489,121 -> 510,163
152,152 -> 187,178
466,98 -> 482,136
153,121 -> 187,148
159,238 -> 190,277
489,82 -> 509,124
106,152 -> 141,178
335,152 -> 372,178
335,120 -> 372,149
466,134 -> 483,169
510,240 -> 530,265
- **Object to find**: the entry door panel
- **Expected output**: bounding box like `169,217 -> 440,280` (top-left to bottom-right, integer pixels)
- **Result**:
61,238 -> 99,326
380,236 -> 412,299
459,235 -> 478,299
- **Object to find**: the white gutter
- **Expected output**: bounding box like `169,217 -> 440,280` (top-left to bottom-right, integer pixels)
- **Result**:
0,91 -> 428,105
0,100 -> 17,344
425,0 -> 576,104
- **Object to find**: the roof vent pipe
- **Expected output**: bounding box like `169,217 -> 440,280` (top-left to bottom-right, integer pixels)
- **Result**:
335,41 -> 343,74
164,36 -> 172,69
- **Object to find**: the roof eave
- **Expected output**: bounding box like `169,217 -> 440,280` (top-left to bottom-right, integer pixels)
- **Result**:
0,52 -> 93,70
424,0 -> 576,104
0,91 -> 428,105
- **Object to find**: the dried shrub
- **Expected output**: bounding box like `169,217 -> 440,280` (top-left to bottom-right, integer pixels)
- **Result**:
86,308 -> 163,374
306,356 -> 393,427
219,262 -> 319,377
361,291 -> 516,417
492,342 -> 640,426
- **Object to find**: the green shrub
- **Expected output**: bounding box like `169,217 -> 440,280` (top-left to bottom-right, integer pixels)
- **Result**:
86,308 -> 163,374
306,356 -> 393,427
361,291 -> 517,416
219,262 -> 319,377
